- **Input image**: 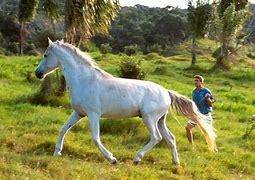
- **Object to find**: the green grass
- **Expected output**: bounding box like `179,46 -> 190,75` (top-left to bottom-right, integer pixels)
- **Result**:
0,43 -> 255,179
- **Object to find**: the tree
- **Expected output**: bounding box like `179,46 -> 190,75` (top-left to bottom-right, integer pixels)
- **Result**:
41,0 -> 60,33
18,0 -> 38,55
208,0 -> 251,69
219,0 -> 248,16
65,0 -> 120,46
187,0 -> 210,67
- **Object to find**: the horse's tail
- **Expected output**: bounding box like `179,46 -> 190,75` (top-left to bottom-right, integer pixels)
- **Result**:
168,90 -> 217,152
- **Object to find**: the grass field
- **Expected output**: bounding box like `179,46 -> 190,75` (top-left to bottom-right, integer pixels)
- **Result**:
0,41 -> 254,179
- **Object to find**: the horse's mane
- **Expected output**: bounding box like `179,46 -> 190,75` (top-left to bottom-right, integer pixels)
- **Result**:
55,41 -> 113,78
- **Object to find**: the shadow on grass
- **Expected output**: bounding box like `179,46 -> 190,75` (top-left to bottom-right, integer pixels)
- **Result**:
23,141 -> 104,162
14,93 -> 71,108
100,118 -> 144,135
184,65 -> 211,74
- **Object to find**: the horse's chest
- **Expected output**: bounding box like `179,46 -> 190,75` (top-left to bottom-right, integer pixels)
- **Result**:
69,90 -> 97,115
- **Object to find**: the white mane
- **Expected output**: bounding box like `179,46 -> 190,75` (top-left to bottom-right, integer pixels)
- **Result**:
55,41 -> 113,78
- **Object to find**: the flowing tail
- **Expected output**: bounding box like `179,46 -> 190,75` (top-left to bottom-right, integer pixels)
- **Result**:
168,90 -> 217,152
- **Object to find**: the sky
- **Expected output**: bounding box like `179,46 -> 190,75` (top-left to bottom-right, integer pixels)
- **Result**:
119,0 -> 255,9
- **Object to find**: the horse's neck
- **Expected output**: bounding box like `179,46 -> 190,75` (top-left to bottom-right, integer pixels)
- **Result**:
59,54 -> 94,89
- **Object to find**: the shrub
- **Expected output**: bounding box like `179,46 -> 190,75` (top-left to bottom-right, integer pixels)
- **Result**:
153,66 -> 167,75
25,42 -> 41,55
124,44 -> 140,56
243,115 -> 255,139
0,47 -> 7,55
119,56 -> 146,79
100,43 -> 112,54
6,42 -> 19,54
147,44 -> 162,55
162,45 -> 174,57
246,53 -> 255,59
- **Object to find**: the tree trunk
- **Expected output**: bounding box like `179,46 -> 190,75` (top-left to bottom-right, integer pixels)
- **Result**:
215,42 -> 228,68
50,17 -> 56,34
40,76 -> 52,95
191,41 -> 197,67
19,21 -> 25,55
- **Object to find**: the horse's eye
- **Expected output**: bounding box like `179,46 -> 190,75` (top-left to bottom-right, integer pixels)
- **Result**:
44,54 -> 47,58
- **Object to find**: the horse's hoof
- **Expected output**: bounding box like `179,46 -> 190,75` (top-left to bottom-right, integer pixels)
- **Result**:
110,158 -> 117,165
172,161 -> 180,166
133,160 -> 140,165
53,152 -> 62,156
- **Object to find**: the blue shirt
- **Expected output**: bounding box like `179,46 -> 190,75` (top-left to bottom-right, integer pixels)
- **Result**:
192,87 -> 214,114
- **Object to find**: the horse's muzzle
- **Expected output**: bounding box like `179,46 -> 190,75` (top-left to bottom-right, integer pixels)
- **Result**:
35,69 -> 44,79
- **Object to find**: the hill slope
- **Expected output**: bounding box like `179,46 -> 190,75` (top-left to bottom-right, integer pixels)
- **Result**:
0,45 -> 254,179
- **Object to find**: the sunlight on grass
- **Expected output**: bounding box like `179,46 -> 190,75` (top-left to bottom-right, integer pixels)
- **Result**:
0,47 -> 254,179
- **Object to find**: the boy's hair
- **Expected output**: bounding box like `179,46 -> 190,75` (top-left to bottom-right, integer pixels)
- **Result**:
194,75 -> 204,83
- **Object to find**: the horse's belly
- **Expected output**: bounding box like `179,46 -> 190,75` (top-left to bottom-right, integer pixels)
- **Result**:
101,105 -> 140,118
102,111 -> 140,118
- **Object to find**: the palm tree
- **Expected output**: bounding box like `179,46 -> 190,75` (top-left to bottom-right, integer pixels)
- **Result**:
65,0 -> 120,46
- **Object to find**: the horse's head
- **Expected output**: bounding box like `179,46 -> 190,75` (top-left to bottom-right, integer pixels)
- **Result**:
35,38 -> 60,79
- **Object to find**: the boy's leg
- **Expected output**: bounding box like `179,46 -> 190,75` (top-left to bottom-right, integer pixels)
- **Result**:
186,120 -> 196,144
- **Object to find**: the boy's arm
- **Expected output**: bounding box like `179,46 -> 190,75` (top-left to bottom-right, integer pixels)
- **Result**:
205,92 -> 214,107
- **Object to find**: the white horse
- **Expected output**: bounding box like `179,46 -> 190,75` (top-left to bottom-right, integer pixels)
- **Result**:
35,38 -> 217,165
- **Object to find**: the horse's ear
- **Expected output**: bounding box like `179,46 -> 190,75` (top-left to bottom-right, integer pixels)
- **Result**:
48,37 -> 53,45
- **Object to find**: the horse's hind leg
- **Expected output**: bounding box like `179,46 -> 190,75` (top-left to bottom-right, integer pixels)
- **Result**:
54,111 -> 83,156
133,114 -> 162,164
158,114 -> 180,165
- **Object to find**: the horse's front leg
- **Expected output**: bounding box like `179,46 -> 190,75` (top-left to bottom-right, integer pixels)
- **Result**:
53,111 -> 83,156
88,112 -> 117,164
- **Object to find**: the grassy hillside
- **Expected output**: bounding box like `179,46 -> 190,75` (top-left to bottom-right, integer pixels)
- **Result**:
0,41 -> 254,179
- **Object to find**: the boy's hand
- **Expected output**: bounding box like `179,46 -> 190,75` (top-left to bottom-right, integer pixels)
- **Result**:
205,93 -> 210,99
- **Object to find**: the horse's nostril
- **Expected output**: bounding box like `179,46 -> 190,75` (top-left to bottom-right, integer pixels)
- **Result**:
35,71 -> 44,79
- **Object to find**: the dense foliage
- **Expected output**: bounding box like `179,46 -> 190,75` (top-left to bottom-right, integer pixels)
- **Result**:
92,5 -> 188,54
118,56 -> 145,79
1,1 -> 255,60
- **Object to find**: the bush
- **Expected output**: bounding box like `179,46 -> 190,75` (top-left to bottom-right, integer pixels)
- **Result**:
243,115 -> 255,139
246,53 -> 255,59
162,45 -> 174,57
91,33 -> 113,47
24,42 -> 41,55
124,44 -> 140,56
119,56 -> 146,79
147,44 -> 162,55
100,43 -> 112,54
6,42 -> 19,54
0,47 -> 7,55
153,66 -> 167,75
